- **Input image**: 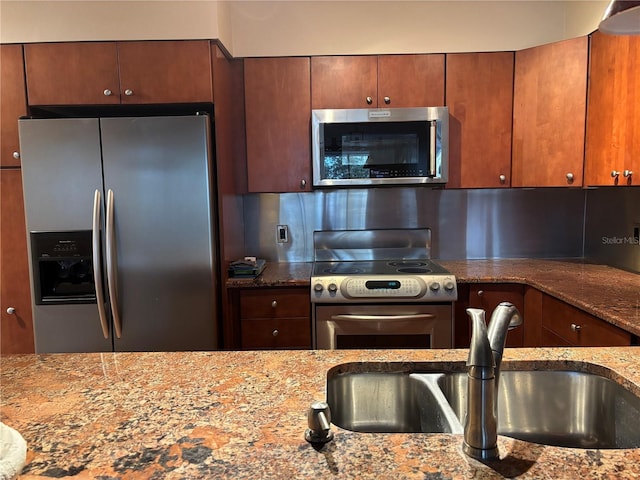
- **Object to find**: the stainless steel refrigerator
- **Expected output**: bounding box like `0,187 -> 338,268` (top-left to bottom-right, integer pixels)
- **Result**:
19,115 -> 219,352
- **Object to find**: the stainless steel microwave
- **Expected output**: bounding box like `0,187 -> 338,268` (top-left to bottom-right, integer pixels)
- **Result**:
311,106 -> 449,187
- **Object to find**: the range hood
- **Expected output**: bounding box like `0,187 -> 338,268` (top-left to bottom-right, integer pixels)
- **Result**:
599,0 -> 640,35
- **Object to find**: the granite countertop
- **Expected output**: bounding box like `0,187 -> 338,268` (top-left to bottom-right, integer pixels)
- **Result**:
226,259 -> 640,336
2,347 -> 640,479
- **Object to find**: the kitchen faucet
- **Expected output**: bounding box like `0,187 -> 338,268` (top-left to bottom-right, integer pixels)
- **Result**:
463,302 -> 522,460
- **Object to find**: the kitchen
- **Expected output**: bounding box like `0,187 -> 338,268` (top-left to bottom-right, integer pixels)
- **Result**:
1,1 -> 640,477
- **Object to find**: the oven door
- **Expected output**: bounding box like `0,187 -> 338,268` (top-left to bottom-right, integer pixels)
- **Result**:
314,304 -> 452,349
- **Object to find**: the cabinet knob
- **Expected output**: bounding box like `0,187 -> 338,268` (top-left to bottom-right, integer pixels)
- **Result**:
124,89 -> 134,96
12,151 -> 20,159
611,170 -> 620,178
499,175 -> 506,184
384,96 -> 391,105
6,307 -> 16,315
366,96 -> 373,105
272,329 -> 279,337
623,170 -> 633,178
566,172 -> 574,182
103,89 -> 113,96
570,323 -> 582,332
271,300 -> 278,308
300,179 -> 307,189
477,290 -> 484,297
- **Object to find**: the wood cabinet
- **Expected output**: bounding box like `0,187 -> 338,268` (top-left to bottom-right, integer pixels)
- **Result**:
445,52 -> 514,188
1,44 -> 28,167
244,56 -> 311,193
238,288 -> 311,350
24,40 -> 212,105
585,32 -> 640,186
540,294 -> 631,347
1,169 -> 35,354
311,54 -> 444,109
512,36 -> 588,187
454,283 -> 525,348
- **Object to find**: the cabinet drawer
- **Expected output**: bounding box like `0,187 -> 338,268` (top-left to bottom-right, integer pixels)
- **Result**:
240,317 -> 311,349
542,295 -> 631,346
239,288 -> 310,319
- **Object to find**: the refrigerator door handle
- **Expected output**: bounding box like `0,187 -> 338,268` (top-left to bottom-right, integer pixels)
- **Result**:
92,190 -> 109,339
105,189 -> 123,338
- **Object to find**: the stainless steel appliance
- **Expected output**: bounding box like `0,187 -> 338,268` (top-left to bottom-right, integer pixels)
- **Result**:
312,107 -> 449,187
19,114 -> 218,353
311,229 -> 457,349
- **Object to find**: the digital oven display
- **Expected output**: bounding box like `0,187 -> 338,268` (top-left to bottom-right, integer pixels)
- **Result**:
365,280 -> 401,290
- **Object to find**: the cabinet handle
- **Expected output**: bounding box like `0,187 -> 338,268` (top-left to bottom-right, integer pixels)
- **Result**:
300,179 -> 307,189
272,329 -> 279,337
6,307 -> 16,315
611,170 -> 620,178
12,151 -> 20,159
366,96 -> 373,105
124,89 -> 134,96
623,170 -> 633,178
570,323 -> 582,332
103,89 -> 113,96
566,172 -> 574,183
499,175 -> 506,184
271,300 -> 278,308
477,290 -> 484,297
383,96 -> 391,105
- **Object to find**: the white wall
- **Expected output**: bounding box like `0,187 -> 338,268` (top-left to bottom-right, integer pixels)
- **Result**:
0,0 -> 608,56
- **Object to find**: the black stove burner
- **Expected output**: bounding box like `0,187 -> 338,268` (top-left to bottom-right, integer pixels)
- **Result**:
388,261 -> 428,268
396,267 -> 432,274
322,266 -> 364,275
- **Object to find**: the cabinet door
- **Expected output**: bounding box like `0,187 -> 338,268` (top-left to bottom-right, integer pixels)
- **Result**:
512,36 -> 588,187
446,52 -> 514,188
245,57 -> 311,193
117,40 -> 212,104
311,56 -> 378,109
468,284 -> 525,348
377,54 -> 445,107
0,169 -> 34,354
24,42 -> 120,105
585,32 -> 640,186
1,45 -> 28,167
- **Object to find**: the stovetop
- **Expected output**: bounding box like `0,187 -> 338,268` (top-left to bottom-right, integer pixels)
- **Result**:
312,259 -> 451,277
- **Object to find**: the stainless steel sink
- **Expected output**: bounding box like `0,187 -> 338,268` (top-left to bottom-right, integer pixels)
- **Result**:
326,365 -> 640,449
439,370 -> 640,449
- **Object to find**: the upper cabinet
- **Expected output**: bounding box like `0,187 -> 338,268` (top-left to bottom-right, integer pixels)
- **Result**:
512,37 -> 588,187
311,54 -> 444,109
585,32 -> 640,186
1,44 -> 28,167
24,41 -> 213,105
446,52 -> 514,188
244,57 -> 311,193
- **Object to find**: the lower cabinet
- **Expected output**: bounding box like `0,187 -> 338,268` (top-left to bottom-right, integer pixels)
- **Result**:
238,288 -> 311,350
455,283 -> 525,348
539,294 -> 632,347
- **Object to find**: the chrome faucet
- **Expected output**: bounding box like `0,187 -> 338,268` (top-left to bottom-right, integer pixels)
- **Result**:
463,302 -> 522,461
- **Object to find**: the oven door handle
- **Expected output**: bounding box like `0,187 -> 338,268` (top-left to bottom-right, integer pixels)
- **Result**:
331,314 -> 435,322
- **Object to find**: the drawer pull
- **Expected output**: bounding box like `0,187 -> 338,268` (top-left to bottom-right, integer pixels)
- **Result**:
571,323 -> 582,332
271,300 -> 278,308
272,329 -> 279,337
477,290 -> 484,297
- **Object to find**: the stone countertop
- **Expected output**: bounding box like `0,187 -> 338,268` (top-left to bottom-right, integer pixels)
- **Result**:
2,347 -> 640,479
226,259 -> 640,336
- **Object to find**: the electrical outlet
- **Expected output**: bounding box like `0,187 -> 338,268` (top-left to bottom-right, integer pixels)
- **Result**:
276,225 -> 289,243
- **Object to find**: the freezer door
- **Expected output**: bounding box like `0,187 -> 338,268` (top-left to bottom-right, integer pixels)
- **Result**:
19,118 -> 112,352
100,115 -> 218,351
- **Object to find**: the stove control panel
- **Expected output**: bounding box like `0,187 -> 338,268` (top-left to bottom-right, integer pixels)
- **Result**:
311,275 -> 458,303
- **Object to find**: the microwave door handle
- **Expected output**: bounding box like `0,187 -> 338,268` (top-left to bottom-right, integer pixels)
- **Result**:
105,189 -> 123,339
429,120 -> 437,177
331,314 -> 435,322
92,189 -> 109,339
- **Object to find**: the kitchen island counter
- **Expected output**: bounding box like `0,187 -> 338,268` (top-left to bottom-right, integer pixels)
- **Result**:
3,347 -> 640,479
